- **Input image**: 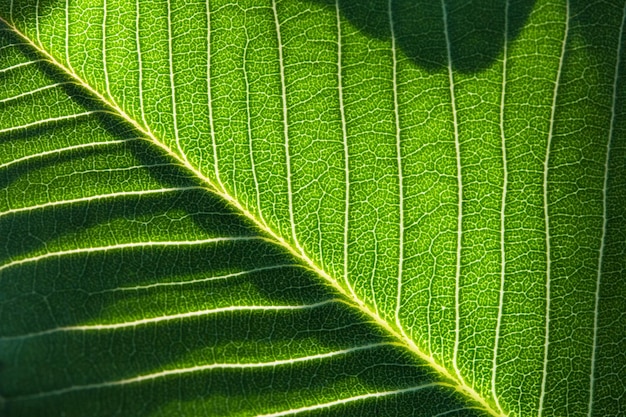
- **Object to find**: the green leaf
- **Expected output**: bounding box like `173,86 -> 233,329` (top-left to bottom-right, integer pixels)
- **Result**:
1,0 -> 625,416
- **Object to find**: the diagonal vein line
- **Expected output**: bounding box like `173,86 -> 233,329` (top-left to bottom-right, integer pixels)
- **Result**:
243,27 -> 266,227
206,0 -> 224,192
166,0 -> 184,162
587,3 -> 626,416
492,1 -> 509,414
389,0 -> 405,335
434,407 -> 483,417
0,237 -> 264,274
12,341 -> 385,400
0,138 -> 138,169
0,111 -> 108,135
336,0 -> 358,304
538,2 -> 570,416
1,300 -> 337,342
272,0 -> 300,253
0,186 -> 201,218
0,59 -> 47,74
64,0 -> 71,70
95,264 -> 301,293
135,0 -> 147,128
256,383 -> 446,417
441,0 -> 465,386
0,82 -> 75,104
35,0 -> 41,46
0,42 -> 28,52
102,0 -> 110,98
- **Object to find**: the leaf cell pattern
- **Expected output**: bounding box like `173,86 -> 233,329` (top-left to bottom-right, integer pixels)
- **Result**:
0,0 -> 625,416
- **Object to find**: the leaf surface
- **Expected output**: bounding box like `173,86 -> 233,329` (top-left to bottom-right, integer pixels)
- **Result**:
0,0 -> 625,416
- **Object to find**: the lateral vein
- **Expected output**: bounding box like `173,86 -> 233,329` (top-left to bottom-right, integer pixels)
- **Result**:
94,264 -> 301,293
336,0 -> 358,304
538,3 -> 570,416
243,28 -> 266,227
0,138 -> 139,170
0,59 -> 48,74
0,186 -> 201,218
2,300 -> 337,342
271,0 -> 301,254
0,111 -> 108,135
256,383 -> 446,417
441,0 -> 465,387
11,341 -> 384,400
0,82 -> 75,104
492,1 -> 510,414
166,0 -> 184,162
587,3 -> 626,416
389,0 -> 406,338
0,237 -> 265,274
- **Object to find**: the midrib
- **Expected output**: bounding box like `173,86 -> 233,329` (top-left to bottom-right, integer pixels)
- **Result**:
0,17 -> 507,417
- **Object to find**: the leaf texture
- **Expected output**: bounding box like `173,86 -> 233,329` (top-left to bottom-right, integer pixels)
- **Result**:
0,0 -> 625,416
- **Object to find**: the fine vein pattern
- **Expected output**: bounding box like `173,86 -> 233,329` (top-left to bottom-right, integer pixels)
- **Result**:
1,0 -> 625,416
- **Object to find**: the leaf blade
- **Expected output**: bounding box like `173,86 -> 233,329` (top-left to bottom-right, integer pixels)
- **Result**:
1,0 -> 625,415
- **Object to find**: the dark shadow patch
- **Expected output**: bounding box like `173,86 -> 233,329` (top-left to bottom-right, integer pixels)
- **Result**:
307,0 -> 535,73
